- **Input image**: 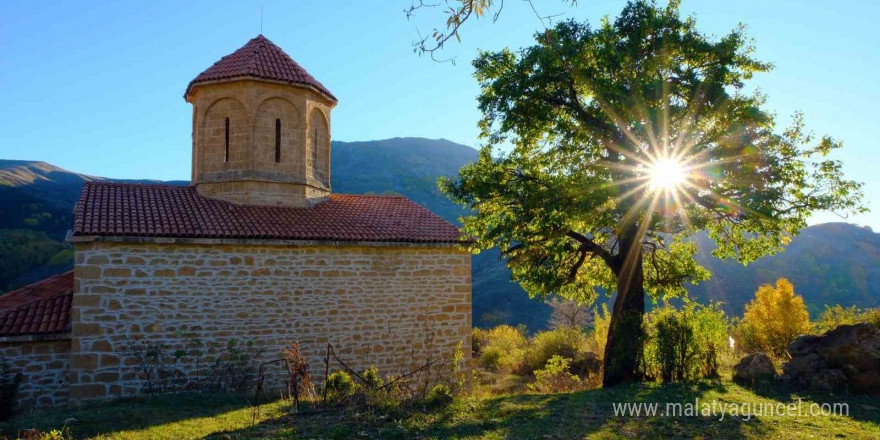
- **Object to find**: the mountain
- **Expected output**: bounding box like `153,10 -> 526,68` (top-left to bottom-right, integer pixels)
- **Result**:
0,160 -> 188,212
2,139 -> 879,330
0,160 -> 187,290
690,223 -> 880,316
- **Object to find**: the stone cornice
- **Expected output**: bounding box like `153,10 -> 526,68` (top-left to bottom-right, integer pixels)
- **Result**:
195,169 -> 331,192
67,233 -> 465,249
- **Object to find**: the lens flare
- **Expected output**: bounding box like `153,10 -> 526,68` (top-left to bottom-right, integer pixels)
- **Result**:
647,158 -> 686,191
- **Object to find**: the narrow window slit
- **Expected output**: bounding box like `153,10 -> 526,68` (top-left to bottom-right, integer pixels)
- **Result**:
224,117 -> 230,163
275,118 -> 281,163
313,127 -> 318,172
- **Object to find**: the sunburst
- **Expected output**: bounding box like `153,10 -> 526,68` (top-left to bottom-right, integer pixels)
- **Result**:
647,157 -> 687,192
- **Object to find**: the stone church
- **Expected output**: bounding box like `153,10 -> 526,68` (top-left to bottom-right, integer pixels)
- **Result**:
0,35 -> 471,408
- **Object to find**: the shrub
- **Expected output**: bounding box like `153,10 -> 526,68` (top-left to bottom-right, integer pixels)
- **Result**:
816,305 -> 861,333
324,371 -> 356,402
123,336 -> 265,394
863,308 -> 880,328
525,327 -> 591,374
471,327 -> 488,354
528,356 -> 581,393
20,429 -> 71,440
361,365 -> 384,389
475,325 -> 528,373
737,279 -> 811,358
816,305 -> 880,332
651,306 -> 696,382
123,339 -> 184,394
643,302 -> 729,382
590,304 -> 612,360
692,303 -> 729,378
424,383 -> 453,408
206,339 -> 265,392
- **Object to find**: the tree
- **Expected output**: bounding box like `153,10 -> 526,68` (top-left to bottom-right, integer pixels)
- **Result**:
405,0 -> 576,62
441,0 -> 864,386
737,279 -> 811,358
546,297 -> 592,329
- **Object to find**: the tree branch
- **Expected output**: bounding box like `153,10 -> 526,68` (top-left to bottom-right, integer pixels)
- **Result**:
566,231 -> 617,271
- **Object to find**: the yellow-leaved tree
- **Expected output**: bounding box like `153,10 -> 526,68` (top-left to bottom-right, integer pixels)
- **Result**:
736,279 -> 811,358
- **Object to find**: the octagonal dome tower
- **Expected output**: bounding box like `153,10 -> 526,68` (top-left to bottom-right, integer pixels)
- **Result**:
184,35 -> 337,207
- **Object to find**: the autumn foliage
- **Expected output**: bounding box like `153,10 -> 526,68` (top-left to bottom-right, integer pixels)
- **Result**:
736,279 -> 811,358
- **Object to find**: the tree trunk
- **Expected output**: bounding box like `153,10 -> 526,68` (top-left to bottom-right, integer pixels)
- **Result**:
602,235 -> 646,387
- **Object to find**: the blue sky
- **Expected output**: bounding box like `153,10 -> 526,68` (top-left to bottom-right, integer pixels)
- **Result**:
0,0 -> 877,228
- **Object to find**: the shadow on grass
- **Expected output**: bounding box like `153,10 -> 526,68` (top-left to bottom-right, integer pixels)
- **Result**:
209,381 -> 769,440
0,393 -> 263,439
745,381 -> 880,425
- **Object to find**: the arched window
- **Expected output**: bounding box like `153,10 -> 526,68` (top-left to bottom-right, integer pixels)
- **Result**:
275,118 -> 281,163
224,117 -> 230,163
255,98 -> 298,167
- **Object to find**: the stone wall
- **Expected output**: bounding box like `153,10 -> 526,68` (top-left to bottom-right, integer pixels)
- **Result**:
0,338 -> 70,409
70,240 -> 471,401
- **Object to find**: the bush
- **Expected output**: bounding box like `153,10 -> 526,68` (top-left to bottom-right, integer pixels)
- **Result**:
206,339 -> 265,393
123,336 -> 265,394
528,356 -> 581,393
471,327 -> 488,354
651,306 -> 696,382
525,327 -> 591,374
736,278 -> 811,358
424,384 -> 453,408
361,365 -> 384,389
474,325 -> 528,373
643,302 -> 729,382
863,308 -> 880,328
816,305 -> 880,333
324,371 -> 356,403
590,304 -> 612,360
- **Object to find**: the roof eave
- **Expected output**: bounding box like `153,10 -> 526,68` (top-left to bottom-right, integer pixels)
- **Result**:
184,76 -> 338,104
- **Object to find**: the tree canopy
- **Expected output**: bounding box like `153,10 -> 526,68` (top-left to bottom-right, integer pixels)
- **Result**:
441,0 -> 864,385
442,0 -> 864,305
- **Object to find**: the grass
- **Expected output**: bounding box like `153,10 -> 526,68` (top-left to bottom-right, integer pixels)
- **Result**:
2,380 -> 878,439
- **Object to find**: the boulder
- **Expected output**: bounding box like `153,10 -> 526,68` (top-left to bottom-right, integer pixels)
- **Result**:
733,352 -> 776,384
811,369 -> 848,392
782,323 -> 880,393
782,353 -> 823,384
788,334 -> 821,358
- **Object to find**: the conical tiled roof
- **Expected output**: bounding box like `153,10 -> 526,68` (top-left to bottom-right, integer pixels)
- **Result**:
184,35 -> 335,101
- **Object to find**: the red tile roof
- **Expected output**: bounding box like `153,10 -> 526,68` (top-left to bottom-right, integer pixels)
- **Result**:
73,182 -> 462,244
0,271 -> 73,337
185,35 -> 336,101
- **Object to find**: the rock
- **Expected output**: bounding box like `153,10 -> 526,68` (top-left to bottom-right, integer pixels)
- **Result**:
733,352 -> 776,384
810,369 -> 847,392
782,353 -> 823,386
788,334 -> 820,358
782,323 -> 880,393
